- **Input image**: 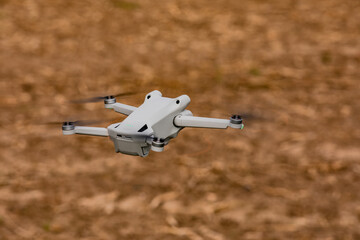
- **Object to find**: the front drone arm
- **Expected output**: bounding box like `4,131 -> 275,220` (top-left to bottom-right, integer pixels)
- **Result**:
62,123 -> 109,137
74,126 -> 109,136
174,115 -> 244,129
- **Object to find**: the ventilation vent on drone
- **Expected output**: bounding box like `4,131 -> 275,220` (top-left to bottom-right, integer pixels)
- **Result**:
138,124 -> 148,132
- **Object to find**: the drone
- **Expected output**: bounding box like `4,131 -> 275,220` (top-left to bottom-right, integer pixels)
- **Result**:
61,90 -> 244,157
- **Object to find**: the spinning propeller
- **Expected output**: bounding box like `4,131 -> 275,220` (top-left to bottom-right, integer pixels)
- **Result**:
70,91 -> 137,104
42,120 -> 107,126
41,119 -> 112,133
41,119 -> 112,137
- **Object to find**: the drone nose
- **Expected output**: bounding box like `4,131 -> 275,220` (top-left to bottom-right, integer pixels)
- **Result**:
174,95 -> 191,108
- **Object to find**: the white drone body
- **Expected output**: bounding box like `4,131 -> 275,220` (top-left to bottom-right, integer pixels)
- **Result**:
62,90 -> 244,157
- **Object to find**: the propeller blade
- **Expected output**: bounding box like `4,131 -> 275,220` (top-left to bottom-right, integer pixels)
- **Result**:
113,91 -> 137,98
40,119 -> 109,126
40,121 -> 64,125
231,113 -> 259,120
72,120 -> 107,126
70,91 -> 138,104
70,96 -> 106,104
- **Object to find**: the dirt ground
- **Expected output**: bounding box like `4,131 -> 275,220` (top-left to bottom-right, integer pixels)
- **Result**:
1,0 -> 360,239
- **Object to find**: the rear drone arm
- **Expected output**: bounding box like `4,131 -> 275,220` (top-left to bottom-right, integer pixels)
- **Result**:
62,123 -> 109,137
104,97 -> 137,116
174,115 -> 244,129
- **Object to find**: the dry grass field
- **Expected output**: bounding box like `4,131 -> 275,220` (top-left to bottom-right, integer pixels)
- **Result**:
1,0 -> 360,239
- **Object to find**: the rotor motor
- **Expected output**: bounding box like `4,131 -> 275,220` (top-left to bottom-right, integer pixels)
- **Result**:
229,115 -> 244,129
104,96 -> 116,108
151,137 -> 165,152
62,122 -> 75,135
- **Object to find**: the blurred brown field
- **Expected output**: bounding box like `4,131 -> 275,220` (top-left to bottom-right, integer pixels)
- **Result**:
1,0 -> 360,239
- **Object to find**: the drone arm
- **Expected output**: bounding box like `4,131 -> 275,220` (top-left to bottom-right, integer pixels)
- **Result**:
174,115 -> 229,129
105,102 -> 137,116
174,115 -> 244,129
63,126 -> 109,137
75,126 -> 109,136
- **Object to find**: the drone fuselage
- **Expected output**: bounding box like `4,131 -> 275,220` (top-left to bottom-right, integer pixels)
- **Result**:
107,90 -> 192,157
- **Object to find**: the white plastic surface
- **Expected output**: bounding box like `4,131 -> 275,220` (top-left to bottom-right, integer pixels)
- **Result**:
63,130 -> 75,135
151,145 -> 164,152
106,103 -> 137,115
229,123 -> 244,129
174,115 -> 230,129
117,90 -> 191,138
74,126 -> 109,136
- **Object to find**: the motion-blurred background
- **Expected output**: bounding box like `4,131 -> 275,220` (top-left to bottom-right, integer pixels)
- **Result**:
1,0 -> 360,239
